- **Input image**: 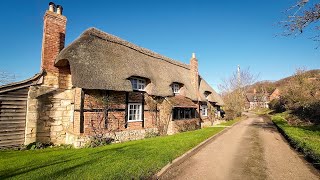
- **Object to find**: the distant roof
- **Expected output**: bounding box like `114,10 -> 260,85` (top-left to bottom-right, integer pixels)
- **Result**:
246,93 -> 269,102
0,71 -> 43,94
55,28 -> 223,104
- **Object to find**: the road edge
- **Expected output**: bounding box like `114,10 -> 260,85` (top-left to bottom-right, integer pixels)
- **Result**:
155,119 -> 242,179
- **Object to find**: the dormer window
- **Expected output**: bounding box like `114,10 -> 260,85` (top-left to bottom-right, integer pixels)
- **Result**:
204,91 -> 211,100
131,78 -> 146,91
172,83 -> 180,94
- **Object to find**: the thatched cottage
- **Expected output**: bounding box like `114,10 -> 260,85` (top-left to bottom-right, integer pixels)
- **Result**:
0,3 -> 223,148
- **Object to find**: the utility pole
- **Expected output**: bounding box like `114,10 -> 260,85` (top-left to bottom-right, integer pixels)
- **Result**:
237,65 -> 243,111
237,65 -> 241,88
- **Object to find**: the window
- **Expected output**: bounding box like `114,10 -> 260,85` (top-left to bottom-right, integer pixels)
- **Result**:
204,91 -> 211,100
131,78 -> 146,91
173,108 -> 197,120
201,105 -> 208,116
128,103 -> 143,122
172,83 -> 180,94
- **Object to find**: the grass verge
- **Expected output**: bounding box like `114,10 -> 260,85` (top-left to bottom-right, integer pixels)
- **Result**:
271,113 -> 320,169
218,117 -> 242,126
0,121 -> 238,180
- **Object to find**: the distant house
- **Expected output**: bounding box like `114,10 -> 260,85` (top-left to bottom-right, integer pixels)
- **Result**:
0,3 -> 223,148
269,88 -> 280,101
245,89 -> 269,110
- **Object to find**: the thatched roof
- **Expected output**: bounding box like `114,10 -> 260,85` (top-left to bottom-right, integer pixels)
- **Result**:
55,28 -> 223,104
166,95 -> 197,108
199,77 -> 224,106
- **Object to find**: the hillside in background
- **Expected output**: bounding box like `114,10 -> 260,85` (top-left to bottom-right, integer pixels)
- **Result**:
247,69 -> 320,94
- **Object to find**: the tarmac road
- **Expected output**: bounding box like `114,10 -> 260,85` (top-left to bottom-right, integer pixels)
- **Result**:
161,113 -> 320,180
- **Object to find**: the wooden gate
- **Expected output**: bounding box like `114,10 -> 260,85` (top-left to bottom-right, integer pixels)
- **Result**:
0,88 -> 28,148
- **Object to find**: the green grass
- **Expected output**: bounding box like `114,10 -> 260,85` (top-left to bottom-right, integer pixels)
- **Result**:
0,125 -> 239,180
253,108 -> 273,115
272,113 -> 320,165
218,117 -> 242,126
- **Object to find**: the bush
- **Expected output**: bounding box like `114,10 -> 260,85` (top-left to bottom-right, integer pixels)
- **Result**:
26,142 -> 54,150
291,101 -> 320,124
178,121 -> 199,132
86,135 -> 114,148
269,99 -> 286,113
223,110 -> 238,121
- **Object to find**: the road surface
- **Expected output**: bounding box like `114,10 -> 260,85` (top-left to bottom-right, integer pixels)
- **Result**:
161,113 -> 320,180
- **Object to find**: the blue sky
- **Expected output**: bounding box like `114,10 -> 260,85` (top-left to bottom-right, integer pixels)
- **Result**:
0,0 -> 319,90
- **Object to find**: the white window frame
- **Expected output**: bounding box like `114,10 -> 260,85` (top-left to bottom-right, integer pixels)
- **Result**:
172,83 -> 180,94
131,78 -> 146,91
127,103 -> 143,122
201,105 -> 208,117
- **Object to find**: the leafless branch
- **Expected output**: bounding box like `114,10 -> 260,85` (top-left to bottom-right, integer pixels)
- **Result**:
0,71 -> 16,85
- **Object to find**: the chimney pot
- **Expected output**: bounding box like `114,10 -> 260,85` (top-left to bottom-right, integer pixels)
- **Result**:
49,2 -> 56,12
192,53 -> 196,59
57,5 -> 63,15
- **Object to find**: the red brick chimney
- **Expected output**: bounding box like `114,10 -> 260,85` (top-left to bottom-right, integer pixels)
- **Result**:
190,53 -> 199,99
41,2 -> 67,73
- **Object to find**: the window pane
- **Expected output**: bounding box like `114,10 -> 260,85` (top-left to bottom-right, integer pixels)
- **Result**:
128,103 -> 143,121
180,109 -> 184,119
185,109 -> 190,119
173,84 -> 180,93
191,109 -> 195,118
173,109 -> 178,119
131,79 -> 137,89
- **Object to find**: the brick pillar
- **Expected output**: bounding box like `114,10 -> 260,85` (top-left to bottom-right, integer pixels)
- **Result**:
190,53 -> 201,127
41,5 -> 67,73
190,53 -> 199,99
41,3 -> 70,89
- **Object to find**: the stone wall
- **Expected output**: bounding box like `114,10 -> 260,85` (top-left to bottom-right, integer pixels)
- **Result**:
25,85 -> 74,144
105,128 -> 158,143
25,69 -> 74,145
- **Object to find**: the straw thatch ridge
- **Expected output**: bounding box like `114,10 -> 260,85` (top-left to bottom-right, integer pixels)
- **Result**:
83,28 -> 190,69
55,27 -> 222,104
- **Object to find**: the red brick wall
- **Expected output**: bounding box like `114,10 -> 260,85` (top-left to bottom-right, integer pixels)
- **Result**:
41,11 -> 67,73
190,56 -> 199,97
82,90 -> 158,136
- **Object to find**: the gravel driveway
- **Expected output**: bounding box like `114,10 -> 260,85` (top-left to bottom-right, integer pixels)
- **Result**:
160,113 -> 320,180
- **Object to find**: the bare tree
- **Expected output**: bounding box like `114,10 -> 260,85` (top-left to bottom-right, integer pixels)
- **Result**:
0,71 -> 15,85
218,66 -> 258,117
281,0 -> 320,42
